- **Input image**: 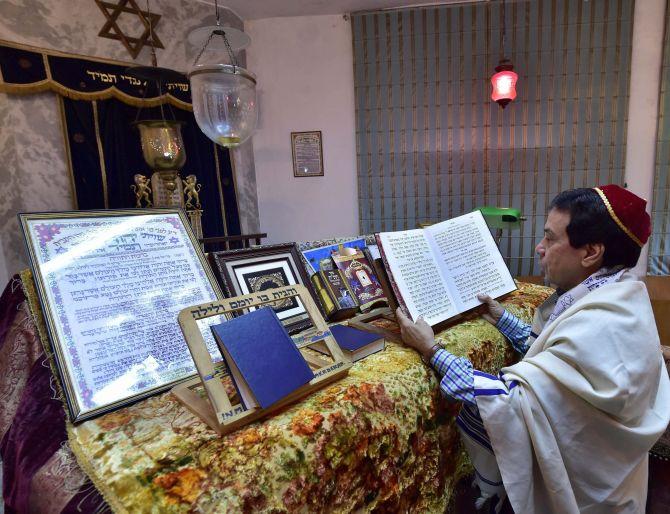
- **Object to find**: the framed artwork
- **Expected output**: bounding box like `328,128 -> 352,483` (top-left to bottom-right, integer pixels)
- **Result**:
19,208 -> 225,423
209,243 -> 321,333
291,130 -> 324,177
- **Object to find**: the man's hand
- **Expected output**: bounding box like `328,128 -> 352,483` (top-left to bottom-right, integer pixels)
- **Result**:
477,294 -> 505,325
395,308 -> 437,361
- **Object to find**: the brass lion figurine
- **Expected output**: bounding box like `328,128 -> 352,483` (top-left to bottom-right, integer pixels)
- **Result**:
183,174 -> 202,209
131,174 -> 152,207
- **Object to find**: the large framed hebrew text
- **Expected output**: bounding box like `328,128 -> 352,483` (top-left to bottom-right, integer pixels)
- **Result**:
19,209 -> 224,422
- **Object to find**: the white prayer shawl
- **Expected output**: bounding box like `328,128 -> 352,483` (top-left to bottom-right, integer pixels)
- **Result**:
475,272 -> 670,513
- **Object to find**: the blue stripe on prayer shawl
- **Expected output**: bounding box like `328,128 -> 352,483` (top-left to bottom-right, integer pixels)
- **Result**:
458,406 -> 488,434
475,469 -> 503,487
475,387 -> 515,397
457,404 -> 494,452
456,416 -> 493,452
459,405 -> 488,436
474,381 -> 518,397
473,370 -> 499,381
473,370 -> 519,398
474,370 -> 515,384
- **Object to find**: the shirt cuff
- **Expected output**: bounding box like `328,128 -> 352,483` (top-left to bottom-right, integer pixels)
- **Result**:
430,349 -> 476,406
496,310 -> 524,338
429,348 -> 451,374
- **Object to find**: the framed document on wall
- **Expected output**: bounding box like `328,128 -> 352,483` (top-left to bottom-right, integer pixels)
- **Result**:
291,130 -> 324,177
19,209 -> 225,422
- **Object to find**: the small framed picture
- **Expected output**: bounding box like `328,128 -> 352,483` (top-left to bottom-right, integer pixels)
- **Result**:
209,243 -> 321,333
291,131 -> 324,177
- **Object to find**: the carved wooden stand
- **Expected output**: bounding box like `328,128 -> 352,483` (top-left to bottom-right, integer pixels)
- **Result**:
173,284 -> 351,435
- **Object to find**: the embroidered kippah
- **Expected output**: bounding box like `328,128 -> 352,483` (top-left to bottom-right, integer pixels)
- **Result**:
593,185 -> 651,247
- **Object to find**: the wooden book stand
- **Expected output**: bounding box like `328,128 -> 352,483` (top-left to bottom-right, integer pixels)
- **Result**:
348,307 -> 403,343
173,284 -> 351,435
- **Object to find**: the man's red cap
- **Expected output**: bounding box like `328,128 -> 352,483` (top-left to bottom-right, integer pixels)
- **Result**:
593,184 -> 651,247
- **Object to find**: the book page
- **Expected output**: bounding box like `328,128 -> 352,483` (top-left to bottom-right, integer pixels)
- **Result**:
426,211 -> 516,312
377,229 -> 457,325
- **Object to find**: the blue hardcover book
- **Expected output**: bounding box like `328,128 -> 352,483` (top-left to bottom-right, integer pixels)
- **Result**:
325,324 -> 385,362
211,307 -> 315,409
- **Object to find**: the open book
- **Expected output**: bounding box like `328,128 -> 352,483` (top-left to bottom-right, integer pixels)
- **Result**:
376,210 -> 516,326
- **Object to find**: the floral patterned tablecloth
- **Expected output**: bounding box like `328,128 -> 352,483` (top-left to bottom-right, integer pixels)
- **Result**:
1,271 -> 551,513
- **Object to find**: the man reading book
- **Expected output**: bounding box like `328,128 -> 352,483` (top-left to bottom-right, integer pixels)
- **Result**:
396,185 -> 670,514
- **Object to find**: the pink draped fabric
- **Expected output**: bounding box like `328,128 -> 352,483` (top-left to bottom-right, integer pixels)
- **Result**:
0,276 -> 106,514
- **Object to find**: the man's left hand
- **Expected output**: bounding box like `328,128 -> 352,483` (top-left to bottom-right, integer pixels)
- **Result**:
395,308 -> 437,361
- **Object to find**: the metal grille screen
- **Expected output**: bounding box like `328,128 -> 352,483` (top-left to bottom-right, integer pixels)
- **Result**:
649,1 -> 670,275
352,0 -> 634,275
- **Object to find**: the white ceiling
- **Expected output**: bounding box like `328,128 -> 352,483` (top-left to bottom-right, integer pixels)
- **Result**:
196,0 -> 488,21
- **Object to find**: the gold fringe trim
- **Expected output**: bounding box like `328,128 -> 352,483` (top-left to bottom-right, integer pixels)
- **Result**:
67,424 -> 128,514
91,101 -> 110,208
0,39 -> 190,108
19,269 -> 72,417
0,81 -> 192,111
19,269 -> 125,513
593,187 -> 644,247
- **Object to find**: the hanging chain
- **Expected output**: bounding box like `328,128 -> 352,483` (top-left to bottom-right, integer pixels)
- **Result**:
221,30 -> 238,68
145,0 -> 158,67
193,30 -> 218,67
192,0 -> 239,69
146,0 -> 163,121
501,0 -> 507,59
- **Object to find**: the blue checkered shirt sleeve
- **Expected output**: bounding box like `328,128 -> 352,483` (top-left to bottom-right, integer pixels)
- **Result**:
429,349 -> 476,406
496,310 -> 532,355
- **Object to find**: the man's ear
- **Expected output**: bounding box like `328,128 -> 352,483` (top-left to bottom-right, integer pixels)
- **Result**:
582,242 -> 605,268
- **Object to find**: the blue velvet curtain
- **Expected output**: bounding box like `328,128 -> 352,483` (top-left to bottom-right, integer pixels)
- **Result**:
0,41 -> 240,239
60,97 -> 240,239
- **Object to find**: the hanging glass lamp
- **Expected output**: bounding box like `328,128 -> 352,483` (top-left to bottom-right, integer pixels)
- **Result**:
190,63 -> 257,147
491,59 -> 518,109
187,2 -> 257,148
490,0 -> 518,109
134,120 -> 186,170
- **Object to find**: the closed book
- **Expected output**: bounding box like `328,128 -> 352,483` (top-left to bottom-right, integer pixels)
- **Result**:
313,323 -> 385,362
310,273 -> 337,316
211,307 -> 315,409
318,269 -> 359,320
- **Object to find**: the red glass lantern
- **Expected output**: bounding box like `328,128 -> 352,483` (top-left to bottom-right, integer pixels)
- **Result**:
491,59 -> 518,109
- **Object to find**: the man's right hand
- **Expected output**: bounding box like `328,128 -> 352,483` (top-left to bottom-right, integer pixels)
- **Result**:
477,294 -> 505,325
395,308 -> 437,362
